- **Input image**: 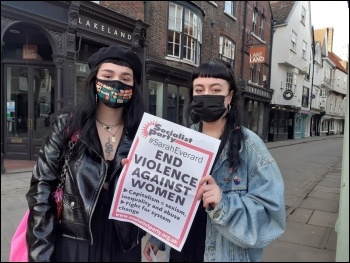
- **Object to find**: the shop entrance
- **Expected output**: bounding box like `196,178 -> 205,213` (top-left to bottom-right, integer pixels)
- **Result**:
4,65 -> 55,160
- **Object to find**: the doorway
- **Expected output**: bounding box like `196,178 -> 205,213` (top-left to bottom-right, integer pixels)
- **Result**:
4,65 -> 55,160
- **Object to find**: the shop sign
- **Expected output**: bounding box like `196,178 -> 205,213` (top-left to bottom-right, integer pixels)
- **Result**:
249,46 -> 266,64
23,45 -> 38,59
78,16 -> 132,43
283,90 -> 294,100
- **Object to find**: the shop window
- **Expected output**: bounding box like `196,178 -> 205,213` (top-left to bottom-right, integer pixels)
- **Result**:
167,85 -> 178,123
149,81 -> 164,118
322,120 -> 327,131
252,101 -> 259,133
75,63 -> 90,105
258,102 -> 264,135
166,85 -> 190,126
295,116 -> 301,132
3,25 -> 53,61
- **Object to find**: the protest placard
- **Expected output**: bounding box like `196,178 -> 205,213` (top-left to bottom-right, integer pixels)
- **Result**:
109,113 -> 220,251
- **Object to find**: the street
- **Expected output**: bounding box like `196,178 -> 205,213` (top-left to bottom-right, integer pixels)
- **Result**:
269,137 -> 342,213
1,136 -> 344,262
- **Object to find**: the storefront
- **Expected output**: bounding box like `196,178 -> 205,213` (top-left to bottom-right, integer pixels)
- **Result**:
268,105 -> 299,141
145,61 -> 192,128
240,81 -> 273,142
1,1 -> 147,160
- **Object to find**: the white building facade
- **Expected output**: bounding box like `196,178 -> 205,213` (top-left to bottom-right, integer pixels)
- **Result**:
269,1 -> 314,141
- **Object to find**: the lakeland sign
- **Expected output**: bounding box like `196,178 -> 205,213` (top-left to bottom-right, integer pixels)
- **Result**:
78,16 -> 132,43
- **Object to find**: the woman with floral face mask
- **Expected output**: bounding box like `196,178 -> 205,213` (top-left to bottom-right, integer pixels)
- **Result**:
26,45 -> 146,262
144,60 -> 286,262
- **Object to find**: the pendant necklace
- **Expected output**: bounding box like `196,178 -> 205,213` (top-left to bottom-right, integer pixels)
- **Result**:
96,118 -> 120,131
96,119 -> 123,158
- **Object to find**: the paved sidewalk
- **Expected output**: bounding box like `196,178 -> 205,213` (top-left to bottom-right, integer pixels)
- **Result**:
1,135 -> 343,262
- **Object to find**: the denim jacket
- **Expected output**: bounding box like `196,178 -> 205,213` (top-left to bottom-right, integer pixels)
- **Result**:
149,125 -> 286,262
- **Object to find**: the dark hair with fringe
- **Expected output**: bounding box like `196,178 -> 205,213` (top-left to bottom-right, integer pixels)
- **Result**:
52,58 -> 145,156
187,59 -> 245,171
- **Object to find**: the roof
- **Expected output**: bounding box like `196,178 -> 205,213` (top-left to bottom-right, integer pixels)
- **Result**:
328,51 -> 348,73
270,1 -> 295,24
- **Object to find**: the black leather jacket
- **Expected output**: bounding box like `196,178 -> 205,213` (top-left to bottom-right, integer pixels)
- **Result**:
26,114 -> 144,261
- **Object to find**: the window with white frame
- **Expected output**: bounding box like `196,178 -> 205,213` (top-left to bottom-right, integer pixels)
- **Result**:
302,41 -> 307,59
167,3 -> 202,64
256,63 -> 261,84
291,31 -> 297,52
250,63 -> 254,82
286,72 -> 294,90
224,1 -> 235,16
259,15 -> 264,38
302,86 -> 309,107
252,9 -> 257,34
324,64 -> 332,83
305,64 -> 310,80
219,36 -> 235,68
301,6 -> 306,24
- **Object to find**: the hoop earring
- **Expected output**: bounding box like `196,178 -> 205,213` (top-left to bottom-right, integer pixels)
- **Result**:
227,104 -> 231,113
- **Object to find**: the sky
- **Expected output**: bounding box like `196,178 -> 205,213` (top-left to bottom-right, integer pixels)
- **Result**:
310,1 -> 349,61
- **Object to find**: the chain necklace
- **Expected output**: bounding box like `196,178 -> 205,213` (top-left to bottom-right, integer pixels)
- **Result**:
96,118 -> 120,130
96,119 -> 123,158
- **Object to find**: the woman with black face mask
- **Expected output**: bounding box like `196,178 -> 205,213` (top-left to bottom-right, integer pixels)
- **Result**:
143,60 -> 285,262
26,45 -> 146,262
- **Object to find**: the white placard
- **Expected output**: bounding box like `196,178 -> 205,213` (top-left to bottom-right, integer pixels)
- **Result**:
109,113 -> 220,251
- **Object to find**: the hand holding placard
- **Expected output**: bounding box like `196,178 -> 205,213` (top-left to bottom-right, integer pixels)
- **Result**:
109,113 -> 220,251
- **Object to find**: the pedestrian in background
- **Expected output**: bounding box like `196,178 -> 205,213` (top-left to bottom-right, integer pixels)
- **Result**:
143,59 -> 286,262
26,45 -> 146,262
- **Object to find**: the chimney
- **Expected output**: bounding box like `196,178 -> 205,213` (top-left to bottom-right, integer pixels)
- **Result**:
327,27 -> 334,53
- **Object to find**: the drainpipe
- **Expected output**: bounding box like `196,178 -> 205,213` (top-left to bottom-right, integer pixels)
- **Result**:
309,26 -> 315,137
142,1 -> 149,109
240,1 -> 247,81
267,19 -> 276,142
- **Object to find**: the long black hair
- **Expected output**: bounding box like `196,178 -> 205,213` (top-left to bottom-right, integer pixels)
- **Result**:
187,59 -> 245,171
53,58 -> 145,151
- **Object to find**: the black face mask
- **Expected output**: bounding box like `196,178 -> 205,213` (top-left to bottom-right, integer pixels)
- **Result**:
96,79 -> 133,108
191,95 -> 228,122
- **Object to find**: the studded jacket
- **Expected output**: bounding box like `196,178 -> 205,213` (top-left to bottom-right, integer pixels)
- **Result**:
26,114 -> 144,262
